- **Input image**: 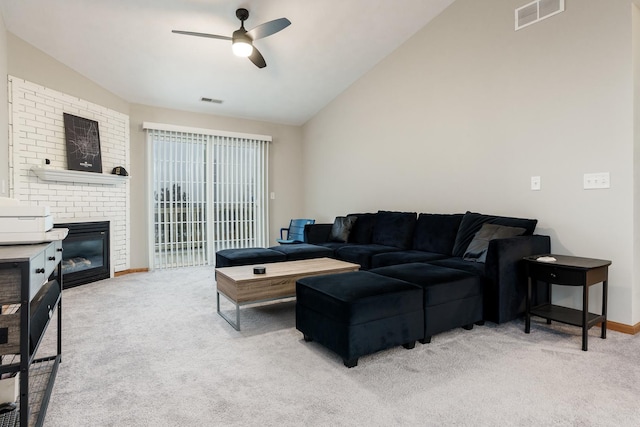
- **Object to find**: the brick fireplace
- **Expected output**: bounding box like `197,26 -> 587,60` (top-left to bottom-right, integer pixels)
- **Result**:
7,77 -> 131,277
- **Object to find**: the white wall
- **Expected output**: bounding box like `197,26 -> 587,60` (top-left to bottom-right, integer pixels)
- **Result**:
303,0 -> 638,325
7,33 -> 128,116
0,14 -> 8,197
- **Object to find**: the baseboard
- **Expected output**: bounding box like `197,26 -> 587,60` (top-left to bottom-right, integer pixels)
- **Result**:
605,320 -> 640,335
114,268 -> 149,277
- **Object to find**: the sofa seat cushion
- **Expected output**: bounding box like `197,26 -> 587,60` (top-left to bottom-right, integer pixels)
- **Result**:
371,210 -> 417,249
317,241 -> 352,251
412,213 -> 463,255
215,247 -> 286,267
296,271 -> 423,325
427,257 -> 486,277
371,250 -> 448,269
336,244 -> 401,270
269,243 -> 333,261
370,263 -> 483,306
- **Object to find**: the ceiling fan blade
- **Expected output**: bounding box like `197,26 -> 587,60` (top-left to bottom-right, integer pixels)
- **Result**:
172,30 -> 231,41
249,47 -> 267,68
246,17 -> 291,40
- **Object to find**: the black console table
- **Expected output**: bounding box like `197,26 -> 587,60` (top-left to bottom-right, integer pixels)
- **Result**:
0,242 -> 63,426
523,254 -> 611,351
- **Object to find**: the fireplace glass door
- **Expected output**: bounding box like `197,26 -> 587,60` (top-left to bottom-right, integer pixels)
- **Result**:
56,221 -> 110,288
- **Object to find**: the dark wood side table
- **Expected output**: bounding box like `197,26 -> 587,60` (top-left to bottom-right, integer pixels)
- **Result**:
523,255 -> 611,351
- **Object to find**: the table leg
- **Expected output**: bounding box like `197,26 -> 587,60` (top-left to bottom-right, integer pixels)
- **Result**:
217,291 -> 241,331
582,284 -> 589,351
525,277 -> 532,333
546,280 -> 552,324
601,280 -> 608,339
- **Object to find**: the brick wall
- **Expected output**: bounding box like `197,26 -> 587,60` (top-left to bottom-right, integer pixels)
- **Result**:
8,76 -> 130,274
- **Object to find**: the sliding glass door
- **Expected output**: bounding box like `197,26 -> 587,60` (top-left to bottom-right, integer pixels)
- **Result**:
146,125 -> 269,269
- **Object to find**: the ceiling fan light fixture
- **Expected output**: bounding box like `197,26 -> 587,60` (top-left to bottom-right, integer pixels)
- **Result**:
232,29 -> 253,57
173,7 -> 290,68
232,40 -> 253,57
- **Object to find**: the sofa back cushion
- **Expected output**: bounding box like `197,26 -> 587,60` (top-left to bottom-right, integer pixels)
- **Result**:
371,210 -> 417,249
347,213 -> 377,244
452,211 -> 538,257
412,213 -> 464,255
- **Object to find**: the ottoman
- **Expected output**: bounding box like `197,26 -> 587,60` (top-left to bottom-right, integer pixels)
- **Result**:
296,271 -> 423,368
370,263 -> 483,343
269,243 -> 334,261
215,247 -> 286,267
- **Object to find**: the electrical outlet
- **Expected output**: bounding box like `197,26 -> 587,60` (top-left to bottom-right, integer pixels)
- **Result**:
583,172 -> 610,190
530,176 -> 541,191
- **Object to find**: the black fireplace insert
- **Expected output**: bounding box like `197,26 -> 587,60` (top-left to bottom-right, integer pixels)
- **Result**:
55,221 -> 110,288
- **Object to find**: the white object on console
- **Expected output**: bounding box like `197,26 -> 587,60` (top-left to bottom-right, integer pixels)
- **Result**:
0,227 -> 68,245
0,197 -> 20,207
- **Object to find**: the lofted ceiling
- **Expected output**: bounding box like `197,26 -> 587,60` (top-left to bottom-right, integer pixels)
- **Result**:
0,0 -> 455,125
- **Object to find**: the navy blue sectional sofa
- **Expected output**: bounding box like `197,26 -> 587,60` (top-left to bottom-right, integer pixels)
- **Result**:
303,210 -> 550,324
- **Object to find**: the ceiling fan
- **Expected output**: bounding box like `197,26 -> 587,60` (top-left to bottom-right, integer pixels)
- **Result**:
172,8 -> 291,69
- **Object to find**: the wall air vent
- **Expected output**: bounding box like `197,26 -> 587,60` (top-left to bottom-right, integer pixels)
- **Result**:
515,0 -> 564,31
201,97 -> 223,104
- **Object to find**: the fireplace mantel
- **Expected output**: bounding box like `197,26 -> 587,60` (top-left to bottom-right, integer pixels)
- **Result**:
31,166 -> 129,185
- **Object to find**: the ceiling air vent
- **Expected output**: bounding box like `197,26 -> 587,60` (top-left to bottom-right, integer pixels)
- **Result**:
201,97 -> 223,104
515,0 -> 564,31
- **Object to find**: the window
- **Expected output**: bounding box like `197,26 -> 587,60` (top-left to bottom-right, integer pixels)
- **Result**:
145,123 -> 270,269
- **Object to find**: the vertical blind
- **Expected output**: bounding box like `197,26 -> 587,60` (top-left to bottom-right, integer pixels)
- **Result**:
145,124 -> 270,269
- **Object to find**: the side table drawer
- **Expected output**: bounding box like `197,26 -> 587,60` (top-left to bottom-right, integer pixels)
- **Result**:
29,250 -> 47,300
45,240 -> 62,279
528,263 -> 584,285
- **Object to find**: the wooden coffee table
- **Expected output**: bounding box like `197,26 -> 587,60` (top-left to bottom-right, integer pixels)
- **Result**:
215,257 -> 360,330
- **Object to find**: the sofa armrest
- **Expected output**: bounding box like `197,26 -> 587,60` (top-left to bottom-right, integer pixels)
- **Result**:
304,223 -> 332,244
484,234 -> 551,323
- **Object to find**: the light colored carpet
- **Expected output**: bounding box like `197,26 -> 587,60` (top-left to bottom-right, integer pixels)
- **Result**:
40,266 -> 640,427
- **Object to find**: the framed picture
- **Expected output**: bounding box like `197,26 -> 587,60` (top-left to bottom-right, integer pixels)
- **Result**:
63,113 -> 103,173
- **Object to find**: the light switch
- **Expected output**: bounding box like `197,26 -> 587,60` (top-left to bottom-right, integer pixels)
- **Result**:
584,172 -> 610,190
531,176 -> 541,191
270,192 -> 276,200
